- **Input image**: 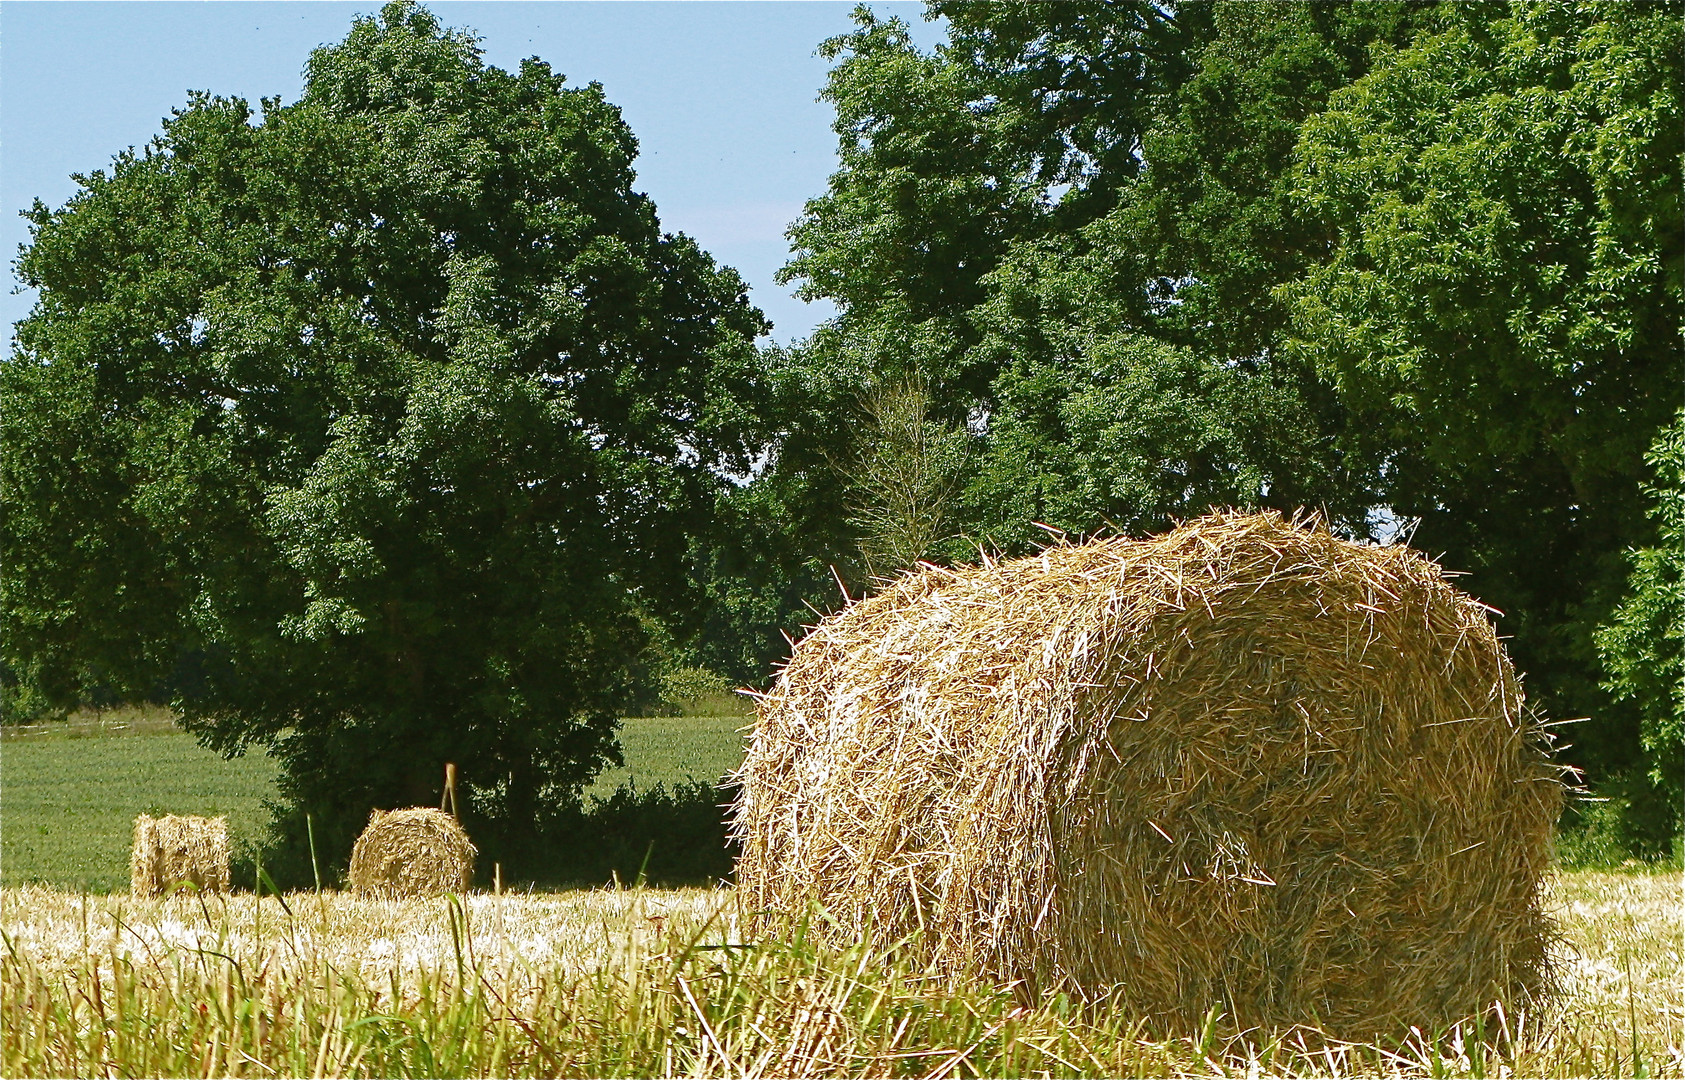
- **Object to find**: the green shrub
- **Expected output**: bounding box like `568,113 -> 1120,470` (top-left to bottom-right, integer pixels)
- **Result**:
1595,411 -> 1684,855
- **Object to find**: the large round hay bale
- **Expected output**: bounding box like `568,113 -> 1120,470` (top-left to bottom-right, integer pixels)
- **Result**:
734,511 -> 1562,1039
347,807 -> 476,898
130,814 -> 229,897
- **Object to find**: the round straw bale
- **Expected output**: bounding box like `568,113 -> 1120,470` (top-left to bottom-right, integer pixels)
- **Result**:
733,511 -> 1562,1039
130,814 -> 230,897
348,807 -> 476,898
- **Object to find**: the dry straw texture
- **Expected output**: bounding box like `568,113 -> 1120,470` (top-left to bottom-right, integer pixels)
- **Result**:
734,511 -> 1563,1040
129,814 -> 229,897
348,807 -> 476,899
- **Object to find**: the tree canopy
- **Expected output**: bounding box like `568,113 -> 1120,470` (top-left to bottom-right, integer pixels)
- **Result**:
774,2 -> 1438,566
1,1 -> 769,876
1281,1 -> 1682,847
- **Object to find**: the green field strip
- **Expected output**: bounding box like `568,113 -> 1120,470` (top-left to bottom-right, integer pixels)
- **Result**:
1,713 -> 752,891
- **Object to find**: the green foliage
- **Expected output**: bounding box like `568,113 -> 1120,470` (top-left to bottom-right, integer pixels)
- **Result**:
1112,1 -> 1435,360
1556,794 -> 1682,871
1281,1 -> 1683,839
681,469 -> 846,687
967,330 -> 1281,550
544,780 -> 735,887
775,5 -> 1162,569
835,374 -> 970,576
639,663 -> 744,717
0,665 -> 61,725
655,665 -> 735,710
964,230 -> 1371,549
1286,4 -> 1680,474
1596,413 -> 1684,844
775,2 -> 1434,583
0,2 -> 769,877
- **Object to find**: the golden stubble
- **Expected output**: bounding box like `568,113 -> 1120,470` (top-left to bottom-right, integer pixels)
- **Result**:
1,871 -> 1679,1077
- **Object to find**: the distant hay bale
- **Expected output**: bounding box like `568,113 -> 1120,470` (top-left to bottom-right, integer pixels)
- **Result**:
348,807 -> 475,898
130,814 -> 229,897
733,510 -> 1562,1039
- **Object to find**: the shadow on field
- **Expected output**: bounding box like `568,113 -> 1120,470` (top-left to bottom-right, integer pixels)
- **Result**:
234,778 -> 738,893
543,778 -> 739,888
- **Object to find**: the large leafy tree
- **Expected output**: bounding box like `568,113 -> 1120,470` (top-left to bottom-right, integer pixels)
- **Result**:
777,1 -> 1433,573
1,2 -> 769,876
952,3 -> 1437,552
1282,1 -> 1683,847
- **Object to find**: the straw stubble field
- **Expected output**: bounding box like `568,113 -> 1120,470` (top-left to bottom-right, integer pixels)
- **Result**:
2,869 -> 1679,1078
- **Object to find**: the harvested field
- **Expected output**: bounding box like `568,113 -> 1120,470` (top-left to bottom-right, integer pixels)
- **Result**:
1,871 -> 1678,1078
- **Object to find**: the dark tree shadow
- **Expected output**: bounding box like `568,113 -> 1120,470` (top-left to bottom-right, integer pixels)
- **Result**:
537,778 -> 739,888
237,777 -> 739,893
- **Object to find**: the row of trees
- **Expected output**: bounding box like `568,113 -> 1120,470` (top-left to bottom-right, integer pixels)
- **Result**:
2,1 -> 1679,877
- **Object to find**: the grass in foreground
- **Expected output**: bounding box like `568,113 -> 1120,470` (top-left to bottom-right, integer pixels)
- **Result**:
3,869 -> 1679,1078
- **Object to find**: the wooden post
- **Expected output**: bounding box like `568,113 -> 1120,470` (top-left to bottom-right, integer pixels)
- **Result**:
441,762 -> 458,818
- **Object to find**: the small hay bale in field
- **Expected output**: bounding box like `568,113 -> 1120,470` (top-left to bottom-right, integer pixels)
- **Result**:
130,814 -> 229,897
348,807 -> 475,898
733,510 -> 1563,1039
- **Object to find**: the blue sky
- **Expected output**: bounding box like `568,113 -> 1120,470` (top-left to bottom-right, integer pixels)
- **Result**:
1,1 -> 945,344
